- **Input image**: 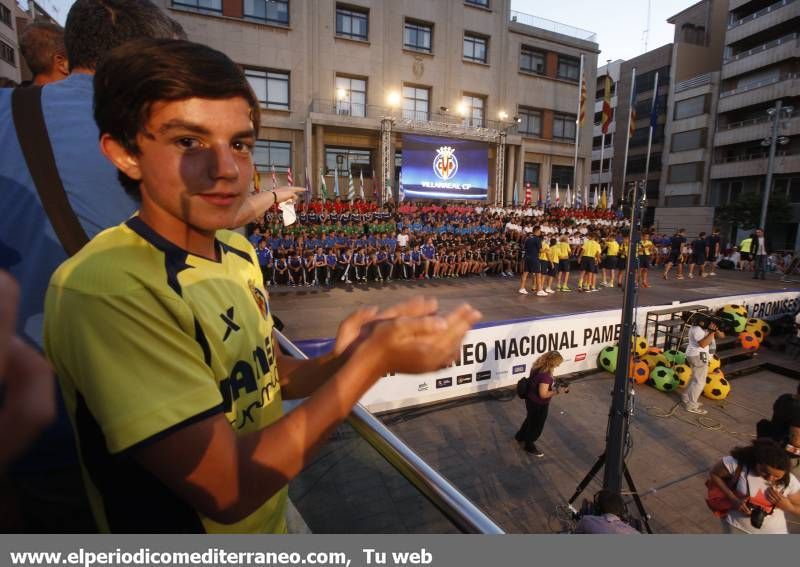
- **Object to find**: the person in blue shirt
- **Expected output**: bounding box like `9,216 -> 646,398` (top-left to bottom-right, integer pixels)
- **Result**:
338,247 -> 353,284
421,237 -> 439,279
411,244 -> 423,279
385,234 -> 398,253
256,239 -> 273,286
248,227 -> 263,248
376,247 -> 390,281
288,252 -> 304,286
274,253 -> 290,285
324,234 -> 336,250
353,247 -> 367,283
325,248 -> 338,286
303,251 -> 316,287
402,248 -> 414,280
314,247 -> 327,286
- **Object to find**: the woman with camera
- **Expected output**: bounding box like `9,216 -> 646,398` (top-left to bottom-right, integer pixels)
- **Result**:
514,351 -> 565,458
708,438 -> 800,533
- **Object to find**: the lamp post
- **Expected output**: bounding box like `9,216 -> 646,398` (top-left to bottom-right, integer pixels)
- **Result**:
759,101 -> 793,230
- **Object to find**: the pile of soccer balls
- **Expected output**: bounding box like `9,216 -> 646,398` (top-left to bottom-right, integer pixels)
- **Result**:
595,305 -> 770,401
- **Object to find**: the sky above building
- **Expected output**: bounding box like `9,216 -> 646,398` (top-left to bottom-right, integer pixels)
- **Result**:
35,0 -> 697,64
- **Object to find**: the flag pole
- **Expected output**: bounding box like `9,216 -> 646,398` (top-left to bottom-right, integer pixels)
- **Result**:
642,71 -> 659,191
621,67 -> 637,204
572,53 -> 585,192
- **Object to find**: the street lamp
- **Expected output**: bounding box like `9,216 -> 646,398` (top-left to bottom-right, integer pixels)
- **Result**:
759,101 -> 794,230
386,91 -> 401,108
498,110 -> 508,121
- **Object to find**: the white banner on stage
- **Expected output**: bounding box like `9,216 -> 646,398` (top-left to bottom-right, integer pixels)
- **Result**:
360,290 -> 800,413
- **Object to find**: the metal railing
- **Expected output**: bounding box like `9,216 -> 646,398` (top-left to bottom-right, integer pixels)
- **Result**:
675,73 -> 712,93
728,0 -> 796,29
721,114 -> 772,130
715,149 -> 793,163
724,32 -> 798,63
509,10 -> 597,42
720,72 -> 799,97
275,330 -> 505,535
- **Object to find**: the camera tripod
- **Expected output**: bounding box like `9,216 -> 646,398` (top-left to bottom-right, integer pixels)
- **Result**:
566,451 -> 653,534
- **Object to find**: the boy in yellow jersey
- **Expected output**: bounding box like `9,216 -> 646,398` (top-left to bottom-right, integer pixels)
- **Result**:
637,231 -> 655,288
555,235 -> 573,292
577,233 -> 602,292
539,237 -> 555,294
601,234 -> 620,288
43,40 -> 480,533
617,235 -> 630,288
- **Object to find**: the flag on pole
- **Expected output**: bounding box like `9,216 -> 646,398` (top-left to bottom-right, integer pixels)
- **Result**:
628,75 -> 638,139
333,167 -> 340,197
566,185 -> 572,208
545,186 -> 551,210
398,170 -> 405,203
575,186 -> 582,209
347,167 -> 355,203
513,181 -> 519,207
609,185 -> 614,208
524,183 -> 532,206
303,167 -> 311,211
555,183 -> 560,208
372,169 -> 378,203
578,72 -> 587,127
601,74 -> 613,134
583,185 -> 589,209
319,168 -> 328,202
287,166 -> 294,187
601,189 -> 608,209
359,169 -> 365,200
271,165 -> 277,191
593,185 -> 599,208
649,90 -> 660,131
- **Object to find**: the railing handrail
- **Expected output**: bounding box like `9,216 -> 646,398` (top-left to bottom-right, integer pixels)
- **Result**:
275,330 -> 505,535
721,114 -> 772,130
720,72 -> 798,98
509,9 -> 597,42
723,32 -> 798,63
727,0 -> 795,29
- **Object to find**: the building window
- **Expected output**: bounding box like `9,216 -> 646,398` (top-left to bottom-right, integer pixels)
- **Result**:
325,147 -> 372,176
463,33 -> 487,63
244,0 -> 289,25
592,133 -> 613,149
634,66 -> 670,94
668,162 -> 703,183
402,85 -> 430,121
465,0 -> 489,7
671,129 -> 706,152
591,158 -> 612,173
524,163 -> 540,187
171,0 -> 222,13
674,94 -> 708,120
335,75 -> 366,117
518,106 -> 542,137
0,40 -> 14,66
253,141 -> 291,173
245,68 -> 290,110
461,94 -> 485,127
336,5 -> 369,41
0,4 -> 11,28
553,113 -> 576,140
519,46 -> 545,74
556,55 -> 579,82
551,165 -> 574,187
404,19 -> 432,53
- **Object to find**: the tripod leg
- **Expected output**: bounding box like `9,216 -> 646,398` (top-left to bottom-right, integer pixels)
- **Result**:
623,464 -> 653,534
568,453 -> 606,505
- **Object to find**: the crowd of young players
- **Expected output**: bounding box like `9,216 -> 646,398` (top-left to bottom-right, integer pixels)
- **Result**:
248,198 -> 638,289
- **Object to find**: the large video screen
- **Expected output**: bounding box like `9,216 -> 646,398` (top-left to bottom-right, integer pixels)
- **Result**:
401,135 -> 489,200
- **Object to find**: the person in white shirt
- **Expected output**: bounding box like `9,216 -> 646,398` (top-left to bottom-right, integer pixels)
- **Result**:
708,439 -> 800,534
682,315 -> 725,415
396,228 -> 410,249
753,228 -> 768,280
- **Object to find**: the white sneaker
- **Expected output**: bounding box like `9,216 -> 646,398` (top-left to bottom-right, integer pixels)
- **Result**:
545,288 -> 555,294
518,288 -> 529,295
536,290 -> 548,297
710,271 -> 717,276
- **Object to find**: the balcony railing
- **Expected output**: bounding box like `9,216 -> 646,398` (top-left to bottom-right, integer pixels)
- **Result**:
720,114 -> 772,130
724,32 -> 798,63
719,72 -> 799,97
509,10 -> 597,42
275,330 -> 505,534
715,149 -> 792,163
728,0 -> 797,29
675,73 -> 712,93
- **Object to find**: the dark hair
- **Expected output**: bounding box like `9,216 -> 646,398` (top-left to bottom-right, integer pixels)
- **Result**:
730,438 -> 791,488
94,38 -> 260,197
64,0 -> 181,71
20,22 -> 66,76
595,489 -> 626,517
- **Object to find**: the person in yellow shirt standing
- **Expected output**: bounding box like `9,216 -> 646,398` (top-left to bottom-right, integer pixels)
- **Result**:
637,231 -> 655,288
541,237 -> 558,294
555,235 -> 573,292
601,233 -> 620,288
617,235 -> 630,288
577,233 -> 601,292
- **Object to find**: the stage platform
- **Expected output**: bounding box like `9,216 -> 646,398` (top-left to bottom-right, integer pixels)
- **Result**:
289,352 -> 800,534
270,269 -> 796,341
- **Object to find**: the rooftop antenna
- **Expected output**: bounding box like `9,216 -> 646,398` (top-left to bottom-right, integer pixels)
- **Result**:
642,0 -> 652,53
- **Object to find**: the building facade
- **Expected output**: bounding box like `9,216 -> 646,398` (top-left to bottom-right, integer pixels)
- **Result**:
157,0 -> 598,204
709,0 -> 800,249
0,0 -> 20,84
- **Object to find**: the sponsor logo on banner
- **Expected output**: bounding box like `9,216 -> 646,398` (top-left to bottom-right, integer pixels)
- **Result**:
512,364 -> 526,375
436,377 -> 453,389
417,382 -> 429,392
457,374 -> 473,385
475,370 -> 491,382
574,353 -> 587,362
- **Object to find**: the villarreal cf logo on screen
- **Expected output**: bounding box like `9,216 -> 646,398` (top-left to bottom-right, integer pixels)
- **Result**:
248,279 -> 270,321
433,146 -> 458,181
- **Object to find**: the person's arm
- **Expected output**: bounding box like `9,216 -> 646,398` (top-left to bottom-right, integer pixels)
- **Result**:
696,325 -> 720,348
537,380 -> 558,400
231,187 -> 305,228
709,460 -> 750,514
136,299 -> 480,524
766,486 -> 800,515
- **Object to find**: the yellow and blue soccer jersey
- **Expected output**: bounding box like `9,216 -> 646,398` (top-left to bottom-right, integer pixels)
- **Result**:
44,217 -> 286,534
